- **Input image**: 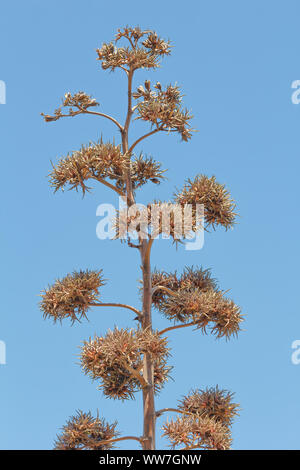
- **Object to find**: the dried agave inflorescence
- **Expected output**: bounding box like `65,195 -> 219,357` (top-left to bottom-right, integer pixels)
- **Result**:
40,270 -> 105,323
40,25 -> 243,451
130,154 -> 166,189
49,140 -> 123,195
41,91 -> 99,122
133,82 -> 193,142
174,174 -> 237,230
160,288 -> 243,339
80,327 -> 171,400
49,140 -> 166,196
178,386 -> 239,427
162,414 -> 232,450
54,410 -> 118,450
96,27 -> 171,72
151,266 -> 217,309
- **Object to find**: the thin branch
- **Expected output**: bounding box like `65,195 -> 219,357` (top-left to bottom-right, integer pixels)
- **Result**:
156,407 -> 182,418
91,176 -> 125,197
158,321 -> 197,336
128,240 -> 142,249
126,35 -> 136,50
128,128 -> 161,154
49,107 -> 124,132
119,65 -> 129,74
156,408 -> 197,418
90,302 -> 142,319
94,435 -> 143,448
76,104 -> 124,131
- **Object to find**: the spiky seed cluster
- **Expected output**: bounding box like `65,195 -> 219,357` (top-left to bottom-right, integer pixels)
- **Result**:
40,270 -> 104,324
174,175 -> 237,229
133,81 -> 193,141
151,266 -> 217,309
96,27 -> 171,72
161,415 -> 232,450
41,91 -> 99,122
115,201 -> 201,242
49,141 -> 165,195
80,328 -> 171,400
49,141 -> 123,194
161,288 -> 242,339
54,410 -> 118,450
130,154 -> 166,189
178,386 -> 239,427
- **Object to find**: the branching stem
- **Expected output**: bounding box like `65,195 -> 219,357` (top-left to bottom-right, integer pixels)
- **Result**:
90,302 -> 142,319
95,435 -> 143,448
158,321 -> 197,336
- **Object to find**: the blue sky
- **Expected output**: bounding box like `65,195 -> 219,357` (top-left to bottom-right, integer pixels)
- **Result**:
1,0 -> 300,450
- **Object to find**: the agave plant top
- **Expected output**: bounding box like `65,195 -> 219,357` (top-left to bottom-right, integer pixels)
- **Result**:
40,26 -> 243,451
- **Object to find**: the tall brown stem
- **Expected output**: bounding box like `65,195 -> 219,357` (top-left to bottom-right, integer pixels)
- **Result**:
121,67 -> 156,450
140,239 -> 155,450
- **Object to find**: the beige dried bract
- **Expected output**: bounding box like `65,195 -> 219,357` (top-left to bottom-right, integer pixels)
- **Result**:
175,174 -> 237,230
178,386 -> 240,427
40,270 -> 104,323
162,414 -> 232,450
80,327 -> 171,400
54,410 -> 118,450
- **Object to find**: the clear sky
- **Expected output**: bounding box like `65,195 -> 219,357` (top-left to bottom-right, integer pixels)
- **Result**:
1,0 -> 300,450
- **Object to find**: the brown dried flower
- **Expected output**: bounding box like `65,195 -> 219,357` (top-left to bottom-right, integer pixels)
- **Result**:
133,82 -> 193,141
80,328 -> 171,400
160,288 -> 243,339
96,27 -> 171,72
49,140 -> 123,195
41,91 -> 99,122
54,410 -> 118,450
151,266 -> 217,309
40,270 -> 105,324
49,141 -> 165,196
178,386 -> 239,427
174,174 -> 237,229
162,414 -> 232,450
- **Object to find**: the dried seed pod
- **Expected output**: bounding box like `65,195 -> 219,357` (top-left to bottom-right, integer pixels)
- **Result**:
54,410 -> 118,450
80,328 -> 171,400
134,83 -> 193,141
174,175 -> 237,230
160,288 -> 243,339
49,141 -> 165,195
151,266 -> 217,308
40,270 -> 105,324
162,414 -> 232,450
41,91 -> 99,122
96,28 -> 170,72
178,386 -> 239,427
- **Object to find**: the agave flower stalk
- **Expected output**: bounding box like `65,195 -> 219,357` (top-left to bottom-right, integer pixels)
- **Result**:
40,26 -> 243,451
